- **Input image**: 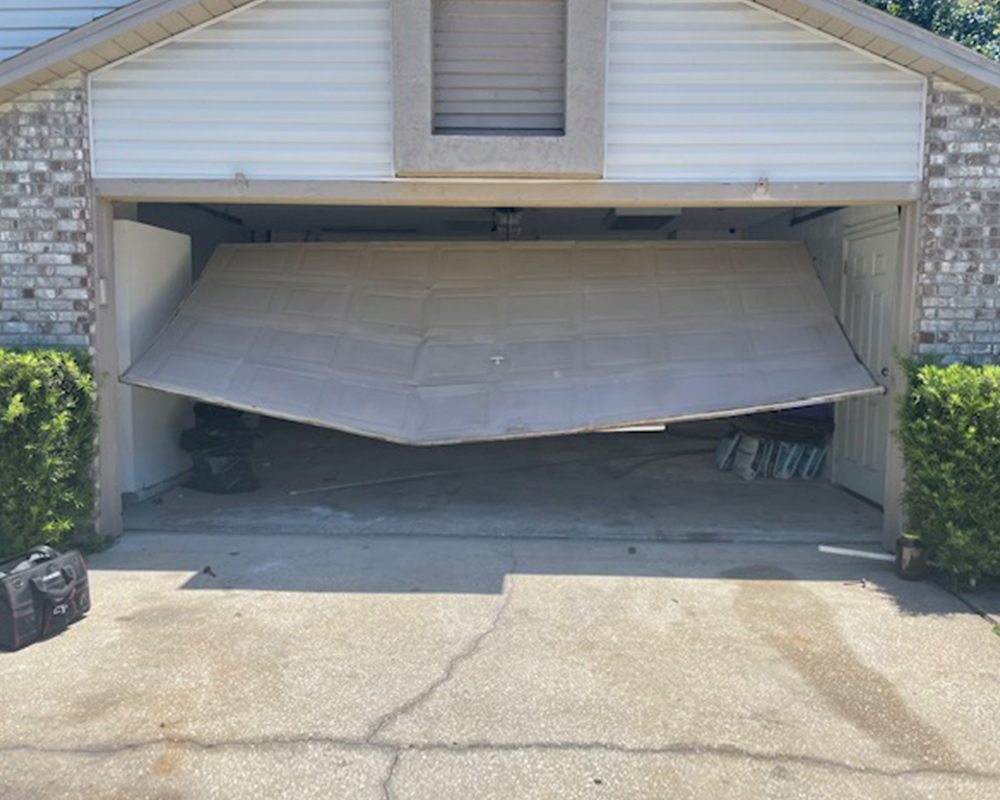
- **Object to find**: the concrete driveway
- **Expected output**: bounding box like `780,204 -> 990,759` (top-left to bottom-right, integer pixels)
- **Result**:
1,532 -> 999,799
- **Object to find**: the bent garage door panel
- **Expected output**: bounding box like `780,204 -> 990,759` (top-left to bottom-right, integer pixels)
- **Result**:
122,241 -> 880,444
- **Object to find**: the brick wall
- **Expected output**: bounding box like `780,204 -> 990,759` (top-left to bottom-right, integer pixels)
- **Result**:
918,80 -> 1000,362
0,75 -> 93,349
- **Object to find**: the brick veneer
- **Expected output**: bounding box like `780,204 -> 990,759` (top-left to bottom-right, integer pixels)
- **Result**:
918,80 -> 1000,362
0,75 -> 93,349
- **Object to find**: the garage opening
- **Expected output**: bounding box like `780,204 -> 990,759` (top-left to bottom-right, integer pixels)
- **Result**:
113,203 -> 899,544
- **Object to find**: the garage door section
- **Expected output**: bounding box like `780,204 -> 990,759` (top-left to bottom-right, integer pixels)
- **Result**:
121,241 -> 881,444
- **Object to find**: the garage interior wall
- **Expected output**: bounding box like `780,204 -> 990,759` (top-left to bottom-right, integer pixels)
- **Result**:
113,220 -> 195,499
136,204 -> 254,276
748,205 -> 903,506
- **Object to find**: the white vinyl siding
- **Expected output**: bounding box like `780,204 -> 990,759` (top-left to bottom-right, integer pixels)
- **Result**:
433,0 -> 567,135
90,0 -> 393,180
605,0 -> 927,183
0,2 -> 122,62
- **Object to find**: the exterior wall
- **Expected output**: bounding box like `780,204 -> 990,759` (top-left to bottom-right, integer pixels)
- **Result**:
918,81 -> 1000,362
0,2 -> 121,63
605,0 -> 927,183
90,0 -> 394,180
0,75 -> 93,349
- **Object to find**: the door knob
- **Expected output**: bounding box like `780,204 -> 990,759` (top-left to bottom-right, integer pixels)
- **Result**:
880,367 -> 890,378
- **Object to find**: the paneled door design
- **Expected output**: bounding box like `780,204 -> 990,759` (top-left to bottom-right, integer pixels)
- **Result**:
834,213 -> 900,504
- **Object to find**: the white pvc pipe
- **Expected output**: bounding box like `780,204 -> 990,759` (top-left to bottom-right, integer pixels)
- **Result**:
818,545 -> 895,563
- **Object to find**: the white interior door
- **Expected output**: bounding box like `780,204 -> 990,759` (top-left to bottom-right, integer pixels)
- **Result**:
114,220 -> 194,498
834,212 -> 899,504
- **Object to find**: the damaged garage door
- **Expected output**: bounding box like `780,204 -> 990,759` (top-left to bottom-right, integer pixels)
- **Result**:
122,241 -> 881,444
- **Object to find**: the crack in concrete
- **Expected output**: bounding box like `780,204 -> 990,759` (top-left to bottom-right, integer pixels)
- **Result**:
380,751 -> 400,800
3,546 -> 996,789
397,740 -> 1000,782
363,540 -> 518,745
1,736 -> 997,783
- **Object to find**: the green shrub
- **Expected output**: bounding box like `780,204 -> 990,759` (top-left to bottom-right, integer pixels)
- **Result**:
898,359 -> 1000,583
0,349 -> 97,559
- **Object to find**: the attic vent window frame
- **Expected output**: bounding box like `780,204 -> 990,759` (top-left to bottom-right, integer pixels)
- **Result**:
431,0 -> 568,138
391,0 -> 606,178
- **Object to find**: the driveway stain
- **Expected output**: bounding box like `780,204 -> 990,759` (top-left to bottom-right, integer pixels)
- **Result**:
150,741 -> 186,777
724,565 -> 965,772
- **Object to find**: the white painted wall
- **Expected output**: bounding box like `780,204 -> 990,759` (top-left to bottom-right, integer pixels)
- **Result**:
90,0 -> 393,179
0,2 -> 121,62
138,203 -> 254,277
605,0 -> 927,183
114,220 -> 194,498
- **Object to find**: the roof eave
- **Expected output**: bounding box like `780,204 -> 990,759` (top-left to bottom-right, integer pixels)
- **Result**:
753,0 -> 1000,100
0,0 -> 258,104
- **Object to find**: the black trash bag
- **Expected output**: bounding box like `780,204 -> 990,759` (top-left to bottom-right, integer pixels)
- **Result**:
179,425 -> 254,453
179,403 -> 260,494
184,446 -> 260,495
179,402 -> 256,453
193,403 -> 249,430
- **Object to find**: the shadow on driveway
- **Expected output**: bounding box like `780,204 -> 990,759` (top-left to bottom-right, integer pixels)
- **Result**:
87,531 -> 986,620
2,532 -> 999,799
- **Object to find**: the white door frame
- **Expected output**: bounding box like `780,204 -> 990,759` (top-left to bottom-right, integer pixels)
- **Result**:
881,202 -> 920,549
93,196 -> 123,538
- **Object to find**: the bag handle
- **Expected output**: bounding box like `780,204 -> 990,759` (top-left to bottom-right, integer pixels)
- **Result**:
30,565 -> 76,602
32,572 -> 78,635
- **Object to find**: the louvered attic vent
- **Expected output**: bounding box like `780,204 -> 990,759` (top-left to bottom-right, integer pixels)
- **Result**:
433,0 -> 567,136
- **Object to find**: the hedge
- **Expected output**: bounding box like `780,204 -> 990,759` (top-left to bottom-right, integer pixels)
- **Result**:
0,349 -> 97,559
898,359 -> 1000,583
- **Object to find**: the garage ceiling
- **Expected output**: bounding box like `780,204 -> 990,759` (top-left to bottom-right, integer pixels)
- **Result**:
158,204 -> 793,240
122,240 -> 881,444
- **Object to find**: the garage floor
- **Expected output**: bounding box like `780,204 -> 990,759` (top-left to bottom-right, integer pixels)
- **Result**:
125,419 -> 882,543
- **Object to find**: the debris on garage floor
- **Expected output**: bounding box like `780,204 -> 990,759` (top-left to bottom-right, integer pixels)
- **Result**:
125,418 -> 882,544
716,409 -> 835,481
180,403 -> 259,494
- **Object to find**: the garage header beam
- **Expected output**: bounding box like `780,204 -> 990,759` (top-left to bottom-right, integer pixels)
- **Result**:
93,179 -> 923,208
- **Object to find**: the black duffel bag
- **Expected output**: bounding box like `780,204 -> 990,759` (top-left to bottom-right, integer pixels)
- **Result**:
0,545 -> 90,650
